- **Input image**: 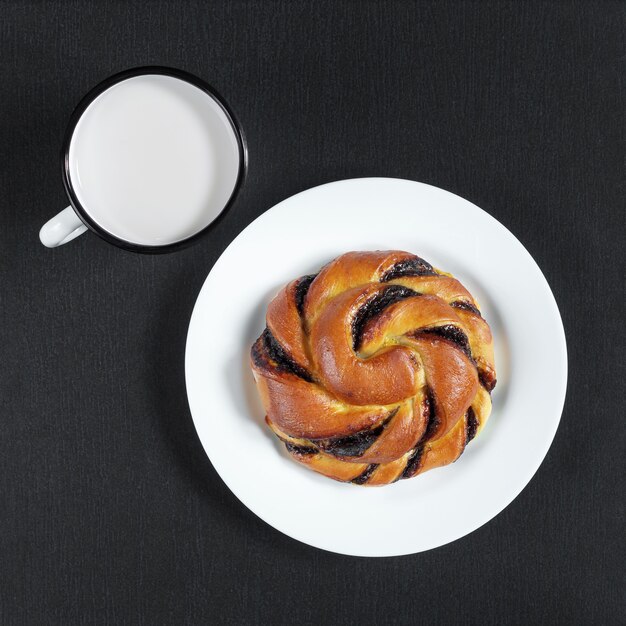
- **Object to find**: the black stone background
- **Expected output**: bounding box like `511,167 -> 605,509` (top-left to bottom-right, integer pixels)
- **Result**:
0,2 -> 624,624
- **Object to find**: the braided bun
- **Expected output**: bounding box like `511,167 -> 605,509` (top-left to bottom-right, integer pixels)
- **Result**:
250,251 -> 496,486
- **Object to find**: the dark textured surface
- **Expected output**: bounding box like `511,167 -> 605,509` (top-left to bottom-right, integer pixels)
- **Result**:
0,1 -> 624,624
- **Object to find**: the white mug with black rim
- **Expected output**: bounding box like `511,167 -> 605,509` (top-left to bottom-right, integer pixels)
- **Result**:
39,66 -> 246,253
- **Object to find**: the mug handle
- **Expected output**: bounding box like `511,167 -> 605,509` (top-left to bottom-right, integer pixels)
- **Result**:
39,206 -> 88,248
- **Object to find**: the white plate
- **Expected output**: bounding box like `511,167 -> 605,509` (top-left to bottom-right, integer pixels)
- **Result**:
185,178 -> 567,557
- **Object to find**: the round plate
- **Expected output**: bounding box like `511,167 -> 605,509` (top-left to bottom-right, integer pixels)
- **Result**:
185,178 -> 567,557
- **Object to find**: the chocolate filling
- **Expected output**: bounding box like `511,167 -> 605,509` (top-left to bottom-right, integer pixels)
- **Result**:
313,408 -> 398,458
411,324 -> 473,360
380,256 -> 437,281
466,406 -> 479,443
451,300 -> 482,317
398,388 -> 438,480
351,464 -> 379,485
478,368 -> 497,393
251,328 -> 313,382
294,274 -> 317,317
250,334 -> 271,369
401,446 -> 425,479
352,285 -> 419,351
284,442 -> 317,456
420,388 -> 440,444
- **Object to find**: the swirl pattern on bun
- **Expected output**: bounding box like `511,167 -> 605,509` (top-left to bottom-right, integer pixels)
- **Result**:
251,251 -> 496,486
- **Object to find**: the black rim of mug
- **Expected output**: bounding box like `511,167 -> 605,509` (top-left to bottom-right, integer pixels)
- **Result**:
60,66 -> 248,254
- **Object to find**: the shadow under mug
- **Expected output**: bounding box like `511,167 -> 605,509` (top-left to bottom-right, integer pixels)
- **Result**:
39,66 -> 246,253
